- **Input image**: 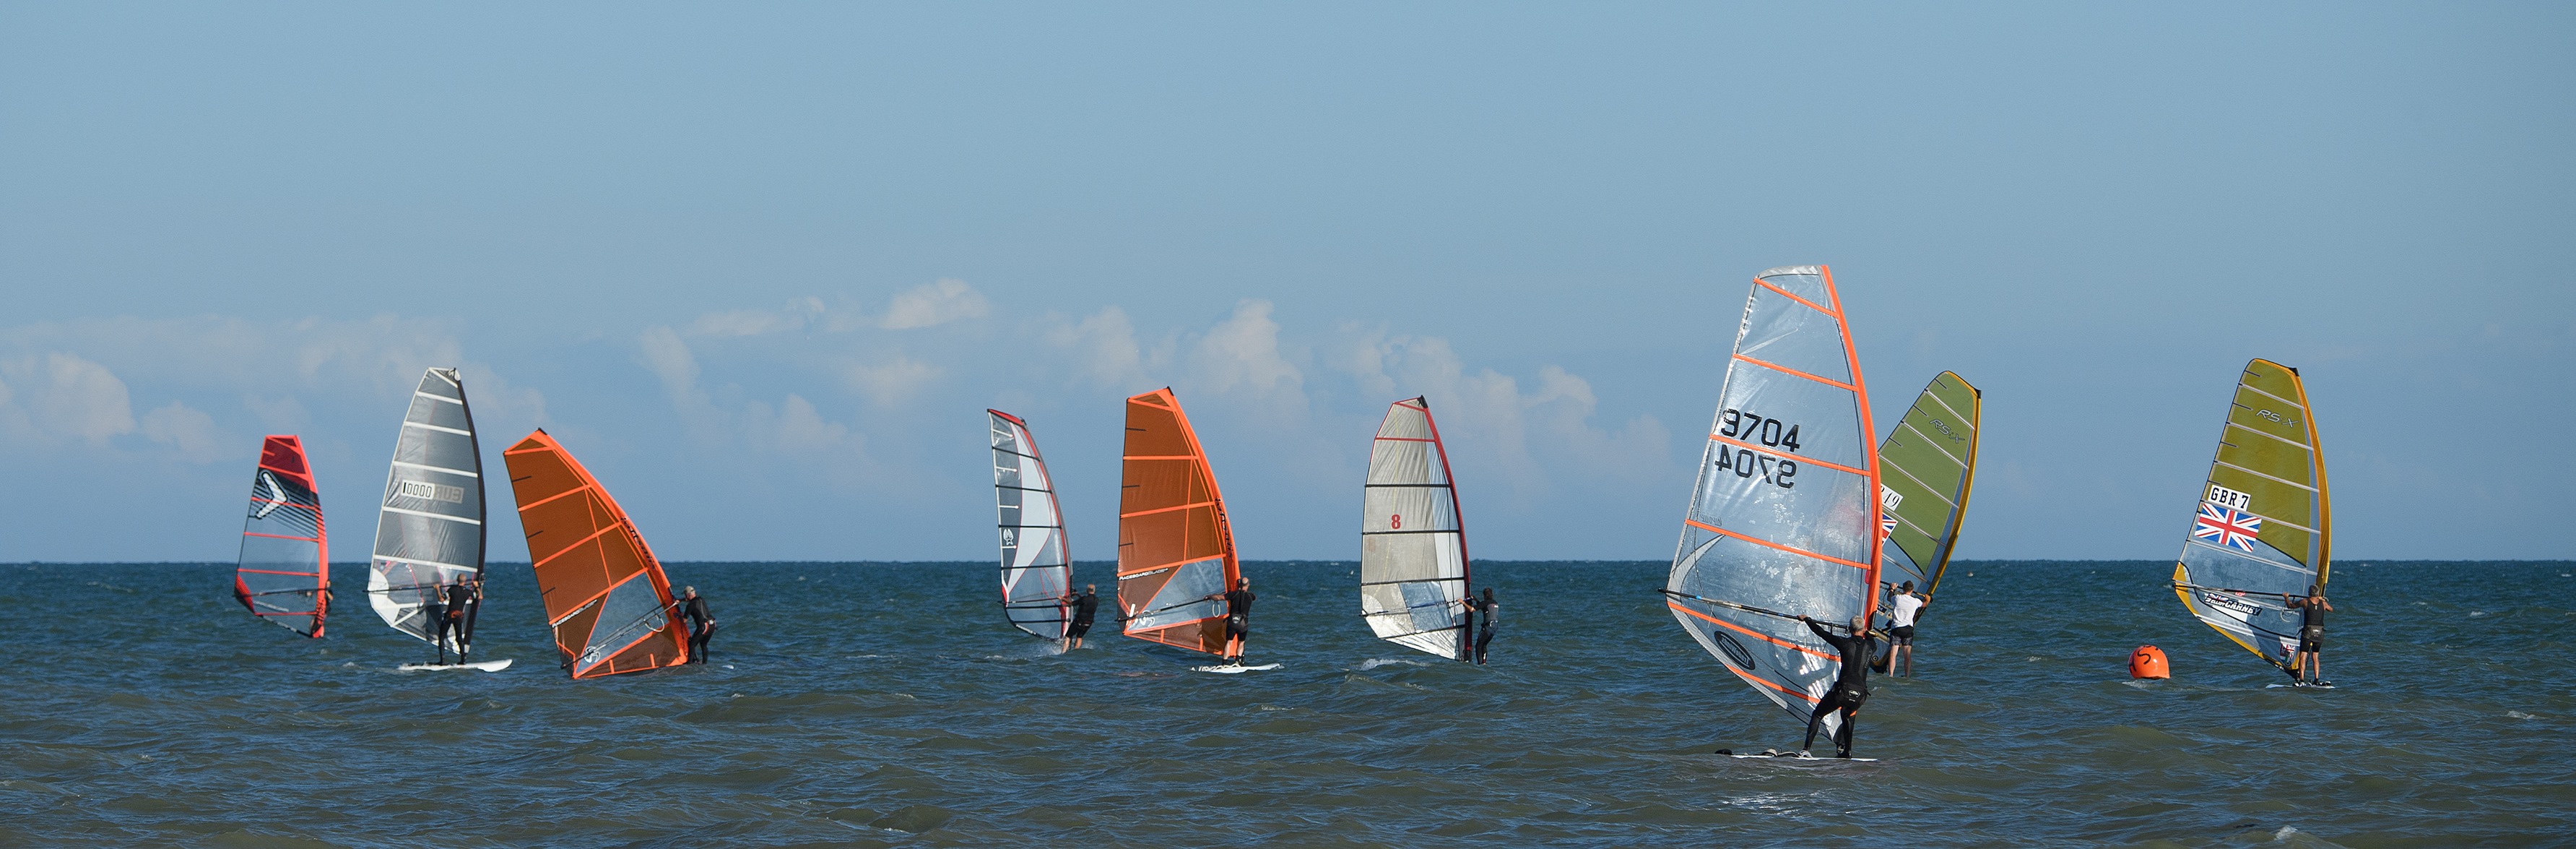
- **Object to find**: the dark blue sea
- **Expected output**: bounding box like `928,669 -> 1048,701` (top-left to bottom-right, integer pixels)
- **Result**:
4,560 -> 2571,847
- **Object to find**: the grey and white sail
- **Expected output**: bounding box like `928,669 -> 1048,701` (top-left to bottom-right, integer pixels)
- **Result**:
990,410 -> 1072,640
1361,397 -> 1472,660
1662,265 -> 1885,732
368,368 -> 487,649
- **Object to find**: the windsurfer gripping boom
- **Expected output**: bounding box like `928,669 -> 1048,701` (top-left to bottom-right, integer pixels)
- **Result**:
1205,577 -> 1254,662
1799,615 -> 1877,759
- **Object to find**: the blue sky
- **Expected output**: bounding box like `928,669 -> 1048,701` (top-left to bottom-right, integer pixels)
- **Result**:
1,3 -> 2568,561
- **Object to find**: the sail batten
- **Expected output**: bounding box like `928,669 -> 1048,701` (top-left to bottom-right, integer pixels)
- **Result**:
1116,389 -> 1240,657
502,430 -> 688,678
235,435 -> 329,637
1663,265 -> 1881,732
990,410 -> 1074,641
1360,397 -> 1473,660
366,369 -> 489,652
2172,359 -> 2331,674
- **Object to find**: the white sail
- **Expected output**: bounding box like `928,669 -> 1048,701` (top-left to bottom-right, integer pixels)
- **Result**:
1663,265 -> 1884,731
367,368 -> 487,648
990,410 -> 1073,639
1360,397 -> 1471,660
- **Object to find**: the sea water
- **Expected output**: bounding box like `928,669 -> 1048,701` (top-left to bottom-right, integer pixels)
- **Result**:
3,561 -> 2570,847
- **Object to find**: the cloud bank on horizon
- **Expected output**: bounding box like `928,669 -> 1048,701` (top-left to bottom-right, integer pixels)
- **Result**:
0,4 -> 2568,561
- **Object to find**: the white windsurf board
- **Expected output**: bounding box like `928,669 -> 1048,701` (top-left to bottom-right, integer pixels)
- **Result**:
397,658 -> 513,673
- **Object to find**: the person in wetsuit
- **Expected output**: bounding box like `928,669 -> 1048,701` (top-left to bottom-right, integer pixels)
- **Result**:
1800,614 -> 1877,759
1064,584 -> 1100,650
422,586 -> 451,664
434,579 -> 478,663
1207,577 -> 1254,661
1466,587 -> 1498,665
2282,584 -> 2333,686
679,586 -> 716,664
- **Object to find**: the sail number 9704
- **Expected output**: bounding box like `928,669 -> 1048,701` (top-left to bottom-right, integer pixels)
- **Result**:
1717,409 -> 1803,452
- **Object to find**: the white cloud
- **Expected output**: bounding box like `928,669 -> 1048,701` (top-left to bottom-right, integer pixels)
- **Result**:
0,353 -> 137,445
845,355 -> 941,408
880,278 -> 990,329
1192,300 -> 1304,400
686,297 -> 829,337
639,326 -> 875,480
139,402 -> 226,462
1335,332 -> 1670,499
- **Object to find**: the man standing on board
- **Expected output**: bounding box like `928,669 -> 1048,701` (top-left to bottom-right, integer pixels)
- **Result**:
1798,614 -> 1877,759
1466,587 -> 1499,665
1886,581 -> 1927,676
679,586 -> 716,664
1206,577 -> 1254,662
2282,584 -> 2333,686
437,578 -> 478,663
1064,584 -> 1100,650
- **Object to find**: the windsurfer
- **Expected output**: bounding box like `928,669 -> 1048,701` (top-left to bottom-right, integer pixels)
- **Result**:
1207,577 -> 1254,661
1886,581 -> 1926,676
423,588 -> 451,664
1467,587 -> 1498,664
1065,584 -> 1100,649
2282,584 -> 2333,685
1799,615 -> 1876,758
435,579 -> 478,661
680,586 -> 716,663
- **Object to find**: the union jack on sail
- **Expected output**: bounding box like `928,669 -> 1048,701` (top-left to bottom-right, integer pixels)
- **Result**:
2193,502 -> 2263,553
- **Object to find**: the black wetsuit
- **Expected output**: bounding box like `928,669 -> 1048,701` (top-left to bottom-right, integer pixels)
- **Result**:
1803,619 -> 1876,757
2297,596 -> 2325,653
1468,596 -> 1498,664
1223,588 -> 1254,648
422,593 -> 449,658
682,595 -> 715,663
1067,590 -> 1098,639
438,582 -> 475,658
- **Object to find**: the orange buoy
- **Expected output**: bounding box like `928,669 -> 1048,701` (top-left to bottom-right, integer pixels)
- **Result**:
2130,645 -> 2170,680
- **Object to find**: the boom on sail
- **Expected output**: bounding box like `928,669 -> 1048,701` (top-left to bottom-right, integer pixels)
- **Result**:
368,367 -> 488,655
1361,397 -> 1474,660
2171,359 -> 2332,676
503,430 -> 690,678
990,410 -> 1073,641
1662,265 -> 1883,731
1116,388 -> 1240,657
235,435 -> 329,637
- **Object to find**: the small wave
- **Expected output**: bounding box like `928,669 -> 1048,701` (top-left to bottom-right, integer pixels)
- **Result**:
1358,658 -> 1429,671
2507,710 -> 2537,720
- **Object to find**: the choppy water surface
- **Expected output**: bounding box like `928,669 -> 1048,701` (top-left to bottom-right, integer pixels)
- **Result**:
4,561 -> 2572,847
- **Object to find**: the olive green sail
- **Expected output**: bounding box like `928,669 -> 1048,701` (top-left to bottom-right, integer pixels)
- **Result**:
1875,371 -> 1981,611
2170,359 -> 2331,675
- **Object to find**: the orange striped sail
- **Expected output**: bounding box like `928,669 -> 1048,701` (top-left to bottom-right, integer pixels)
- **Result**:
1662,265 -> 1884,732
1116,388 -> 1241,656
502,430 -> 688,678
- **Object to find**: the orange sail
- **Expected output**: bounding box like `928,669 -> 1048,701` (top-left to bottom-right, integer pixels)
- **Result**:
502,429 -> 688,678
1116,388 -> 1241,656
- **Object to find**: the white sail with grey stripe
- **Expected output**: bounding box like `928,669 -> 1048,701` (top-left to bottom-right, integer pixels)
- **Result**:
989,410 -> 1072,640
1360,397 -> 1473,660
367,367 -> 487,649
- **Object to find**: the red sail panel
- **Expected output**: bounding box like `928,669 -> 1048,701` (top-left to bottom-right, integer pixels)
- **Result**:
502,430 -> 688,678
1116,389 -> 1240,656
237,434 -> 330,637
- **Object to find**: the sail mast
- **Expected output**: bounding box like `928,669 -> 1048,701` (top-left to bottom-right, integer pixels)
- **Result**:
235,435 -> 329,637
1116,388 -> 1240,657
1360,396 -> 1474,660
990,410 -> 1074,640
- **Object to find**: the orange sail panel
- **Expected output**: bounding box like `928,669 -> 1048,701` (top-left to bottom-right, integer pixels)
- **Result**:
502,430 -> 688,678
235,435 -> 329,637
1117,388 -> 1240,656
